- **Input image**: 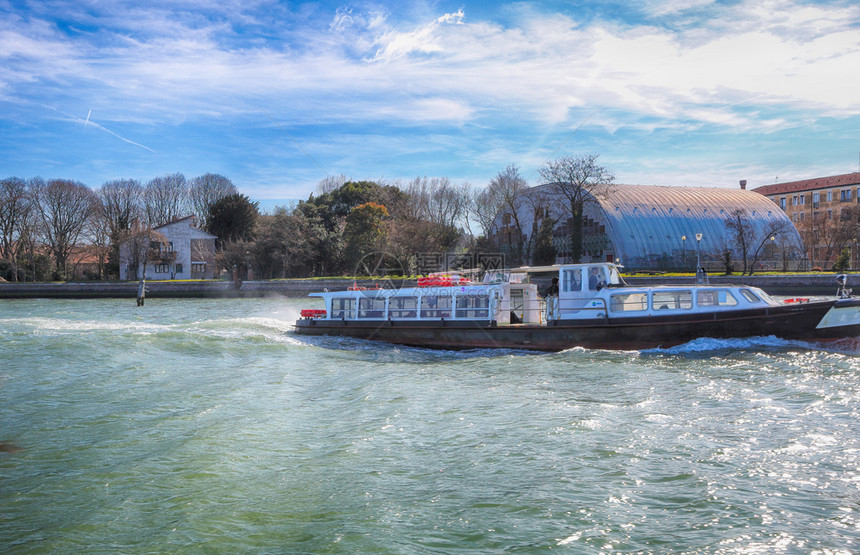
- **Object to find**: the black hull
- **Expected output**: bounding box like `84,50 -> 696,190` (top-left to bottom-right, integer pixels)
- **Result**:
293,299 -> 860,351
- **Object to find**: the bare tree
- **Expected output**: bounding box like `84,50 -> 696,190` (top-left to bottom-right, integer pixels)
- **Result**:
99,179 -> 143,235
485,164 -> 530,265
0,177 -> 34,281
797,208 -> 857,268
316,174 -> 349,195
725,209 -> 792,275
404,177 -> 466,227
538,154 -> 614,263
189,173 -> 237,230
472,186 -> 503,242
86,201 -> 111,279
523,186 -> 553,264
34,179 -> 99,279
143,173 -> 188,227
98,179 -> 143,277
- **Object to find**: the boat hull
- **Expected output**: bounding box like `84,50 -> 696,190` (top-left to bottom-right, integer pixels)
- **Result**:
294,299 -> 860,351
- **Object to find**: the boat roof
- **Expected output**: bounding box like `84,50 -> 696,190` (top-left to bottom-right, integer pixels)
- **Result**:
508,262 -> 622,274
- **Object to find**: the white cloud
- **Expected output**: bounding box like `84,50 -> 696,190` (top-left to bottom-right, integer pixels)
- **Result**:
369,8 -> 464,62
2,0 -> 860,191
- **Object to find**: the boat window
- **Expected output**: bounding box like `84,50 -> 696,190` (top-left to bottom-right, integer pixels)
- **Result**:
388,296 -> 417,319
652,290 -> 692,310
331,297 -> 355,319
358,297 -> 386,318
421,294 -> 452,318
455,292 -> 490,319
696,289 -> 738,307
610,292 -> 648,312
563,269 -> 582,293
588,267 -> 605,290
740,289 -> 761,303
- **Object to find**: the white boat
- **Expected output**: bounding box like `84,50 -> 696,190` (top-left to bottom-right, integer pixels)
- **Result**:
294,263 -> 860,351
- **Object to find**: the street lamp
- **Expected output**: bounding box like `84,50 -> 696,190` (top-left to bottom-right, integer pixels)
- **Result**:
695,233 -> 703,269
681,235 -> 686,268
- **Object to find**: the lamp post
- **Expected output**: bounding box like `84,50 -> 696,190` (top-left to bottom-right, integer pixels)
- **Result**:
695,233 -> 703,269
681,235 -> 686,268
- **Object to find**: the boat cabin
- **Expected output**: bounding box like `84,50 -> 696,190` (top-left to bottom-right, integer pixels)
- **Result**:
304,262 -> 778,326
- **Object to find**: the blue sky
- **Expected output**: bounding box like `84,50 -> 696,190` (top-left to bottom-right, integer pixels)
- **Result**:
1,0 -> 859,204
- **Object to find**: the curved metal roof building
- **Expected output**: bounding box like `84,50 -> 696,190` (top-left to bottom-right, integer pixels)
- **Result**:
498,184 -> 803,270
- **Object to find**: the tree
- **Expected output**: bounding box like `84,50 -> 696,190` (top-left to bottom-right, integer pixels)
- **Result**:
143,173 -> 188,226
343,202 -> 389,271
725,209 -> 791,275
316,174 -> 349,195
119,219 -> 169,280
834,247 -> 851,273
207,193 -> 259,247
0,177 -> 34,281
478,165 -> 530,264
532,215 -> 558,266
189,173 -> 237,230
253,208 -> 315,278
98,179 -> 143,278
34,179 -> 99,280
538,154 -> 614,263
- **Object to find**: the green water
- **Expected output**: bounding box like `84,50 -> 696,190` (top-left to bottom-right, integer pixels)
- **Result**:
2,298 -> 860,553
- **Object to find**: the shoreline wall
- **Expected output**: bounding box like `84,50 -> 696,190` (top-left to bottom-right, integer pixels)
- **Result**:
0,273 -> 857,299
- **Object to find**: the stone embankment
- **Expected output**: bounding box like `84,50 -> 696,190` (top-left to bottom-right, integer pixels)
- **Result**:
0,273 -> 856,299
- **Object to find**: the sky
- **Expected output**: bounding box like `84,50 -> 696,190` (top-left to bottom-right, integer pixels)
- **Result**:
1,0 -> 859,205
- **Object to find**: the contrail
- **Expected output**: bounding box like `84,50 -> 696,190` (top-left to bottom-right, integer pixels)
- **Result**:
52,106 -> 155,153
91,121 -> 156,153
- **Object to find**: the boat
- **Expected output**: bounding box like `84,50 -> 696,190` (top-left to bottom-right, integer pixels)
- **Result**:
293,263 -> 860,351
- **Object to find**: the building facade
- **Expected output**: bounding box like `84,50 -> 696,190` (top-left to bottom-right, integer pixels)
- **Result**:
119,216 -> 218,280
753,172 -> 860,268
494,183 -> 803,271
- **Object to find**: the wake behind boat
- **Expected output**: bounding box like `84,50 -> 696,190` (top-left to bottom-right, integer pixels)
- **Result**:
293,263 -> 860,351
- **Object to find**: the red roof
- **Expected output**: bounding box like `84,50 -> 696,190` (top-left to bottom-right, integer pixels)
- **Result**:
752,172 -> 860,196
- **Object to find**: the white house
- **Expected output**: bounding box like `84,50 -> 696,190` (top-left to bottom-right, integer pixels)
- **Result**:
119,216 -> 217,280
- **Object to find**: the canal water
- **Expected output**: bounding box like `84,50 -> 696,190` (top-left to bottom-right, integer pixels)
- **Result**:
1,297 -> 859,553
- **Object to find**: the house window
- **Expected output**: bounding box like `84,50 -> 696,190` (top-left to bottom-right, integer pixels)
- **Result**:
798,195 -> 805,205
799,212 -> 805,221
841,189 -> 852,202
191,263 -> 207,274
166,242 -> 174,252
827,191 -> 833,202
779,197 -> 786,210
154,264 -> 169,273
827,209 -> 833,219
175,264 -> 183,274
813,192 -> 819,208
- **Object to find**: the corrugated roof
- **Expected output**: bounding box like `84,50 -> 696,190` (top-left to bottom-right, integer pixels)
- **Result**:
590,185 -> 798,264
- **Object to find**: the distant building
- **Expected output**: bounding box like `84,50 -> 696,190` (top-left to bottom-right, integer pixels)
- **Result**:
493,183 -> 803,271
754,172 -> 860,268
119,216 -> 217,280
